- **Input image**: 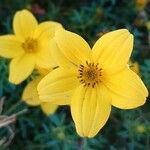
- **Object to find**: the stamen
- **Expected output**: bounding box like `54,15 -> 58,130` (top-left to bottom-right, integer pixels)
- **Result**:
78,61 -> 102,88
80,64 -> 84,68
84,84 -> 87,87
92,83 -> 96,88
22,37 -> 38,53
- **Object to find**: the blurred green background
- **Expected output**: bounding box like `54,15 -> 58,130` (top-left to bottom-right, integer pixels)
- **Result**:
0,0 -> 150,149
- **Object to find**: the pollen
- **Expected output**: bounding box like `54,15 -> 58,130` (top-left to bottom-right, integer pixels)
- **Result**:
78,61 -> 102,88
22,38 -> 38,53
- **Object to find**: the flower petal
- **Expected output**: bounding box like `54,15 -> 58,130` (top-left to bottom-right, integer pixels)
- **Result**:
36,66 -> 51,76
129,60 -> 140,75
92,29 -> 133,74
13,9 -> 38,40
41,102 -> 58,115
34,21 -> 63,40
36,48 -> 57,69
105,68 -> 148,109
9,54 -> 35,84
38,67 -> 79,105
50,40 -> 76,68
34,22 -> 63,68
71,85 -> 111,138
0,35 -> 24,58
54,29 -> 92,67
22,77 -> 42,106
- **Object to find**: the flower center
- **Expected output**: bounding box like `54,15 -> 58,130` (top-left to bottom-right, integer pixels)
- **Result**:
78,61 -> 102,88
22,38 -> 38,53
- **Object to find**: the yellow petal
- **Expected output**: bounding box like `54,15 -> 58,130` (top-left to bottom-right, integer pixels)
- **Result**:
105,68 -> 148,109
22,77 -> 42,106
34,22 -> 63,69
36,48 -> 57,69
34,21 -> 63,40
38,67 -> 78,105
129,61 -> 140,75
92,29 -> 133,74
41,102 -> 58,115
13,9 -> 38,40
71,85 -> 111,138
35,66 -> 51,76
50,40 -> 76,68
9,54 -> 35,84
54,29 -> 92,67
0,35 -> 24,58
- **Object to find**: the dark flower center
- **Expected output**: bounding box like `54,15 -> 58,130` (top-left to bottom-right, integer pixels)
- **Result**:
78,61 -> 102,88
22,38 -> 38,53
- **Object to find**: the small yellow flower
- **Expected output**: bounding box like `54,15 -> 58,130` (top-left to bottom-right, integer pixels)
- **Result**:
146,21 -> 150,30
22,68 -> 58,115
136,0 -> 148,10
129,60 -> 140,75
38,29 -> 148,138
136,124 -> 146,133
54,127 -> 65,140
0,9 -> 63,84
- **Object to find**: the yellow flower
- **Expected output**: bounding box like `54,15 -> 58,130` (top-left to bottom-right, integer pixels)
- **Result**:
0,9 -> 63,84
38,29 -> 148,137
146,21 -> 150,30
136,124 -> 146,133
22,68 -> 58,115
129,60 -> 140,75
136,0 -> 148,10
54,127 -> 66,140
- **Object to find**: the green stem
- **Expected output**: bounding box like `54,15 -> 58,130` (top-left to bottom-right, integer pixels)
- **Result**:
81,138 -> 88,150
5,101 -> 22,115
